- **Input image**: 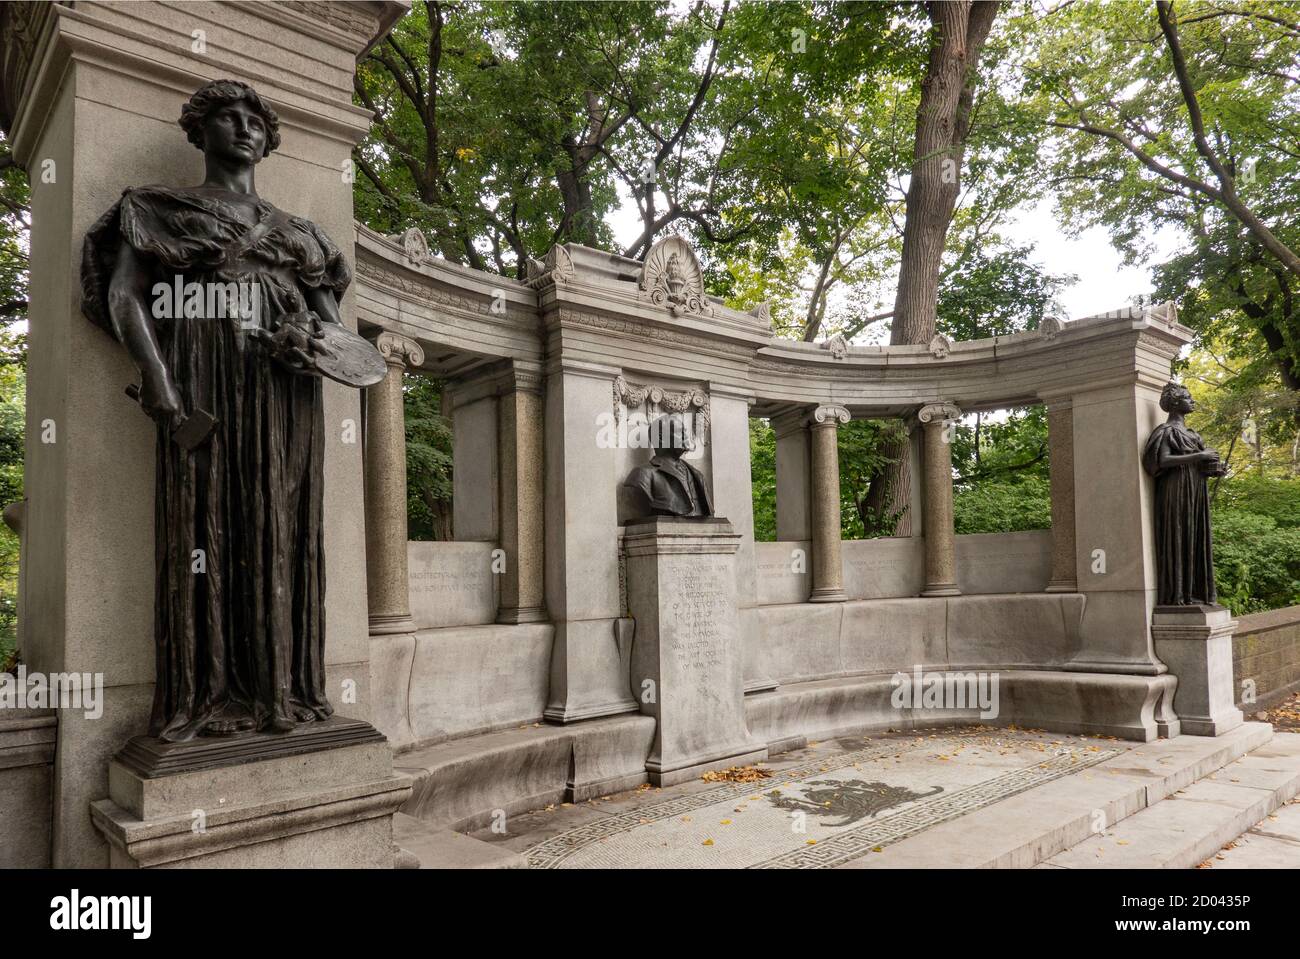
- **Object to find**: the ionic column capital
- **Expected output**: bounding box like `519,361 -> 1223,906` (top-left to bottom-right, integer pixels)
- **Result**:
916,402 -> 961,426
371,331 -> 426,371
808,405 -> 851,429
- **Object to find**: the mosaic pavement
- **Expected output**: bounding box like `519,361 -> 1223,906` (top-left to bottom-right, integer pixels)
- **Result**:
510,730 -> 1125,869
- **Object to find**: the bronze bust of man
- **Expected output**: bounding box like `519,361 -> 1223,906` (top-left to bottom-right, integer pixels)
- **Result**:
623,413 -> 713,518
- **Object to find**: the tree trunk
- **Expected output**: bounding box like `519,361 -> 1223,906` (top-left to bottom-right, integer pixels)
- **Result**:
866,0 -> 999,536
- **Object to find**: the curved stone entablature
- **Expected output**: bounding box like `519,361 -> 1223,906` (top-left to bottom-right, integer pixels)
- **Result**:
353,223 -> 543,378
352,224 -> 1193,415
747,306 -> 1192,418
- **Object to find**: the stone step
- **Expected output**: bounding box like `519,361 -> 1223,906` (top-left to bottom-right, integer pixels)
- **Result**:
392,813 -> 527,869
394,713 -> 654,832
1039,731 -> 1300,869
1200,795 -> 1300,868
838,722 -> 1274,868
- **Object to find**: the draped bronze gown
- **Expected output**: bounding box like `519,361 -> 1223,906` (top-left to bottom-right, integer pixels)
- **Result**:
82,185 -> 350,741
1142,419 -> 1218,607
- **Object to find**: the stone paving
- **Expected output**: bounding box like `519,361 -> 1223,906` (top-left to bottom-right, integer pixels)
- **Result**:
469,725 -> 1130,869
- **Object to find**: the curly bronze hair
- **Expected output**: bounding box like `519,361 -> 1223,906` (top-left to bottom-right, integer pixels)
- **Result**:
1159,380 -> 1192,412
178,79 -> 281,157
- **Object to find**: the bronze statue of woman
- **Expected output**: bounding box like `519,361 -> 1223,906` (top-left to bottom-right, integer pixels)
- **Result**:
81,80 -> 383,742
1142,381 -> 1227,607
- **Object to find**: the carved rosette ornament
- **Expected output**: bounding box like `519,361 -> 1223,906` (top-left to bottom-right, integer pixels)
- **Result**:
928,333 -> 953,359
1038,315 -> 1064,341
638,234 -> 711,317
613,374 -> 710,446
822,333 -> 849,360
525,244 -> 574,291
373,331 -> 426,371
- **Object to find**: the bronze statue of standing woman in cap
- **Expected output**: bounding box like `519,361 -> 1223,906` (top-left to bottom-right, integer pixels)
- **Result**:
81,80 -> 385,743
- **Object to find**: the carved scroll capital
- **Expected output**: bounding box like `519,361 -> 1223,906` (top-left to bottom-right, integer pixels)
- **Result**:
372,331 -> 425,371
917,402 -> 962,425
808,404 -> 851,429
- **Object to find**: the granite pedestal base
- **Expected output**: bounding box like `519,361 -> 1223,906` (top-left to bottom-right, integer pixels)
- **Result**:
624,517 -> 767,786
1152,605 -> 1244,737
90,720 -> 410,868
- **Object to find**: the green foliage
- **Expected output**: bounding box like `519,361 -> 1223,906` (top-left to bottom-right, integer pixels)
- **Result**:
750,417 -> 776,542
838,418 -> 907,538
1017,0 -> 1300,394
1210,509 -> 1300,615
0,328 -> 22,650
954,476 -> 1052,535
403,375 -> 454,541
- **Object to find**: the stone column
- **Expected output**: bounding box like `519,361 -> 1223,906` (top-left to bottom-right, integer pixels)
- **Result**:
808,405 -> 850,603
1045,398 -> 1078,592
365,332 -> 424,635
918,403 -> 962,597
497,364 -> 547,623
772,408 -> 812,541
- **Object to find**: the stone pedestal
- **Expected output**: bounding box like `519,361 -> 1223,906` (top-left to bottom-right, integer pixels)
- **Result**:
90,720 -> 411,868
0,708 -> 55,867
1152,605 -> 1244,736
623,517 -> 766,785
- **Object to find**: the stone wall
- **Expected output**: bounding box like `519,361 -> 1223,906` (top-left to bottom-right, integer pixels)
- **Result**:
1233,605 -> 1300,710
755,530 -> 1052,606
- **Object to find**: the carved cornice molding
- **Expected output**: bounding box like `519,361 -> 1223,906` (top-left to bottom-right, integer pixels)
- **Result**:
637,235 -> 711,318
356,257 -> 495,317
613,374 -> 711,446
808,404 -> 850,429
552,308 -> 753,360
372,331 -> 425,370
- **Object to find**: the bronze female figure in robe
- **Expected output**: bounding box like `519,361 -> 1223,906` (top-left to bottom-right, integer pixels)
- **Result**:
1142,381 -> 1227,607
81,80 -> 382,742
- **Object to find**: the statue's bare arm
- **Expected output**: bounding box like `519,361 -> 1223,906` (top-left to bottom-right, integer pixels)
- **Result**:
107,241 -> 182,420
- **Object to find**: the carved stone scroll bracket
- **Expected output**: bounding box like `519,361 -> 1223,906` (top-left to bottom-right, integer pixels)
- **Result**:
637,234 -> 711,318
613,374 -> 710,448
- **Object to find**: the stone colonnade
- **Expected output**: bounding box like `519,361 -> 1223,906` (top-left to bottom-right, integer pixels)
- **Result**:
361,338 -> 546,635
771,399 -> 1080,603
